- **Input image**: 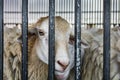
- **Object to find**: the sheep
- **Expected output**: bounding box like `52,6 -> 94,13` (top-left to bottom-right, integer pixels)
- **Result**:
4,16 -> 90,80
80,27 -> 120,80
4,26 -> 22,80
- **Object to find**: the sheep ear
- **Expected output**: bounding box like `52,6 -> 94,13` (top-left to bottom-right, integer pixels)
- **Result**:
17,28 -> 37,43
28,27 -> 37,35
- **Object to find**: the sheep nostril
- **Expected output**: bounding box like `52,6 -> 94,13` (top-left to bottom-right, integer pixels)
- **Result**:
57,60 -> 69,70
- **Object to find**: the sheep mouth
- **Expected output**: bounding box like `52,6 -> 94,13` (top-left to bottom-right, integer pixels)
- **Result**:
55,70 -> 65,73
55,71 -> 69,80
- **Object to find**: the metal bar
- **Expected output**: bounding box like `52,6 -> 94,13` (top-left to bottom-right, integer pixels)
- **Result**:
92,0 -> 93,24
71,0 -> 73,23
100,0 -> 102,28
116,0 -> 117,25
0,0 -> 3,79
68,0 -> 70,21
64,0 -> 65,17
48,0 -> 55,79
4,22 -> 118,26
116,0 -> 118,25
96,0 -> 99,26
74,0 -> 81,80
95,0 -> 96,26
103,0 -> 110,80
118,0 -> 120,26
113,0 -> 115,25
58,0 -> 60,15
87,0 -> 88,24
22,0 -> 28,80
43,0 -> 45,16
84,0 -> 86,29
4,11 -> 120,14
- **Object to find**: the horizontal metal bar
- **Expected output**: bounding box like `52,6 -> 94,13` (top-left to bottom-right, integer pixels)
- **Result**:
22,0 -> 28,80
74,0 -> 81,80
0,0 -> 3,79
4,11 -> 74,14
3,23 -> 120,26
4,11 -> 120,14
48,0 -> 55,80
4,23 -> 21,25
103,0 -> 110,80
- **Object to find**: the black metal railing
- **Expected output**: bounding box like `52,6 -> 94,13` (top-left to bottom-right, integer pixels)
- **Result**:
48,0 -> 55,80
22,0 -> 28,80
103,0 -> 110,80
74,0 -> 81,80
0,0 -> 3,80
0,0 -> 112,80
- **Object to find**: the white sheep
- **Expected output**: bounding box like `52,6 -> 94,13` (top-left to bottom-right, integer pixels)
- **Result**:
4,26 -> 22,80
4,16 -> 89,80
80,27 -> 120,80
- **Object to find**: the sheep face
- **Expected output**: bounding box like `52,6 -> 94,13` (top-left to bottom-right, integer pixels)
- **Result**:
30,16 -> 74,80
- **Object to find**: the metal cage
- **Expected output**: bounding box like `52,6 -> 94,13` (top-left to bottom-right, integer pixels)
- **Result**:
0,0 -> 120,80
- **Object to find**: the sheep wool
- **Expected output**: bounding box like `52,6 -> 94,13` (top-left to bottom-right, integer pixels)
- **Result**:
81,27 -> 120,80
4,26 -> 22,80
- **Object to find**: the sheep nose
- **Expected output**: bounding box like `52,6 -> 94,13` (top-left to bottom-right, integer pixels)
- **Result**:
57,60 -> 69,70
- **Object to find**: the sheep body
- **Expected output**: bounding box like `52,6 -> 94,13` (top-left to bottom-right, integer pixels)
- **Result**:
81,27 -> 120,80
4,26 -> 22,80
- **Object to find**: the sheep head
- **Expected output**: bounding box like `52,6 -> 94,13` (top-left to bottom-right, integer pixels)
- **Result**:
25,16 -> 74,80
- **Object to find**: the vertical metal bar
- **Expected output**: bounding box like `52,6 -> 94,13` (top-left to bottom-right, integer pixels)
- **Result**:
22,0 -> 28,80
58,0 -> 60,15
93,0 -> 94,24
116,0 -> 117,25
62,0 -> 65,18
95,0 -> 96,26
48,0 -> 55,80
113,0 -> 115,26
116,0 -> 118,25
88,0 -> 89,25
71,0 -> 73,24
96,0 -> 98,26
68,0 -> 70,21
44,0 -> 46,16
100,0 -> 101,28
0,0 -> 3,79
118,0 -> 120,25
74,0 -> 81,80
83,0 -> 85,28
103,0 -> 110,80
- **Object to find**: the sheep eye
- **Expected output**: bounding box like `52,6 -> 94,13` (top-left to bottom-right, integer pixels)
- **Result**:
39,31 -> 44,36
